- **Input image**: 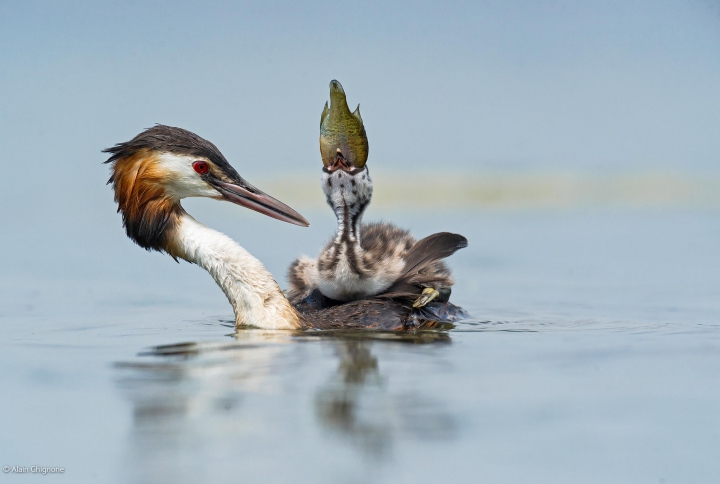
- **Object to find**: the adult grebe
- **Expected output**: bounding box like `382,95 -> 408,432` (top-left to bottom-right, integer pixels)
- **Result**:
104,125 -> 461,330
286,81 -> 466,314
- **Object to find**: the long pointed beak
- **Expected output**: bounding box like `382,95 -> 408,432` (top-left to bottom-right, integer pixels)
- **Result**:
212,179 -> 309,227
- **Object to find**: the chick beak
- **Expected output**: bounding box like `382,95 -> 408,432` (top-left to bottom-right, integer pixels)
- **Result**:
211,178 -> 309,227
326,150 -> 352,173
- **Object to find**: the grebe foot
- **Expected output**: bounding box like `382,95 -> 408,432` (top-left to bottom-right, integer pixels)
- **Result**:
413,287 -> 440,308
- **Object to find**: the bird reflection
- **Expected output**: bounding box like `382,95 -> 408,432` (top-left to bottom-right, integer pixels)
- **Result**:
114,328 -> 457,482
315,341 -> 390,456
313,334 -> 456,459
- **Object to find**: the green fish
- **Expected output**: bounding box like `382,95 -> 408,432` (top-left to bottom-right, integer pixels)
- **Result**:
319,80 -> 368,169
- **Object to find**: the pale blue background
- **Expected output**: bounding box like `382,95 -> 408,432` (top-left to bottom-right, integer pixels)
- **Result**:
1,0 -> 718,184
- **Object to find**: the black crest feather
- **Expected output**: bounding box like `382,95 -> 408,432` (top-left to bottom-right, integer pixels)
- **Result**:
102,124 -> 241,179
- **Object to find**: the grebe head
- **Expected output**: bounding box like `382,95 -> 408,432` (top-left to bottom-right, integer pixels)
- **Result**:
103,125 -> 308,252
319,80 -> 373,218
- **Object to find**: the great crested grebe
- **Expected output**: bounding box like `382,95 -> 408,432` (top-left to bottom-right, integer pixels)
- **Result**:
286,80 -> 466,314
104,125 -> 462,330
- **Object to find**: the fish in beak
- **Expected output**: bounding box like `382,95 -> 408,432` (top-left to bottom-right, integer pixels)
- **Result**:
319,80 -> 369,170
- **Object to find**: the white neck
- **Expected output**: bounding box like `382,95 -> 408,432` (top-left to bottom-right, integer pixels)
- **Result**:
322,167 -> 373,245
173,213 -> 301,330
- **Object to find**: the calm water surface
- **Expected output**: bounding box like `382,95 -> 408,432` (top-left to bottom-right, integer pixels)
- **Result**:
1,209 -> 719,483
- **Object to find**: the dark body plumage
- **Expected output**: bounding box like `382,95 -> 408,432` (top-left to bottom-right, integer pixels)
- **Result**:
295,296 -> 464,330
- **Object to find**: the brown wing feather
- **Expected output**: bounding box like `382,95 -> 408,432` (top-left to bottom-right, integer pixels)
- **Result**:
400,232 -> 468,277
383,232 -> 467,295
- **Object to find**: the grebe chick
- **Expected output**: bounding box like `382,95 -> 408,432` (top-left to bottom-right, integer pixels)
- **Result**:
287,80 -> 465,311
105,125 -> 458,330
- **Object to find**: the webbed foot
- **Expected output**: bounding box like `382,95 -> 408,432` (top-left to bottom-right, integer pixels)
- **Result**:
413,287 -> 440,308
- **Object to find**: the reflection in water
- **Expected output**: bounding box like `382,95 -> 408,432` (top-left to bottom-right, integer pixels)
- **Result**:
313,336 -> 456,459
115,329 -> 456,482
115,335 -> 285,484
315,341 -> 390,457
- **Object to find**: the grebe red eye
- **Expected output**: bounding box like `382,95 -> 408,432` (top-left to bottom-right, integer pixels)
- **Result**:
193,161 -> 209,174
